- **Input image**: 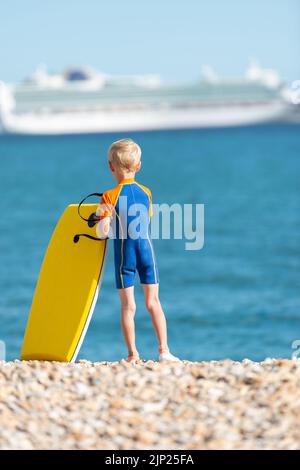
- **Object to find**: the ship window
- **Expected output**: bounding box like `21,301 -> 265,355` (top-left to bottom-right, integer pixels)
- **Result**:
65,70 -> 89,81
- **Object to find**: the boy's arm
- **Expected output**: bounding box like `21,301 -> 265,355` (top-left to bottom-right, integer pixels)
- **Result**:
95,192 -> 113,239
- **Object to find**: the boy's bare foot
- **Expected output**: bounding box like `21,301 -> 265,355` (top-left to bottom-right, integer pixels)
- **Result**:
159,351 -> 180,362
125,354 -> 140,363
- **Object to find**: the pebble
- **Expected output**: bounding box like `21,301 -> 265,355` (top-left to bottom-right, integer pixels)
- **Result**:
0,359 -> 299,449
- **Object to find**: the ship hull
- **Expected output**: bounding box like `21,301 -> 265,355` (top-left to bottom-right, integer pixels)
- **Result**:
0,102 -> 291,135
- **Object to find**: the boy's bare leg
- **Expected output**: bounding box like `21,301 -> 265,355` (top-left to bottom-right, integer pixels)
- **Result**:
118,286 -> 140,361
142,284 -> 169,354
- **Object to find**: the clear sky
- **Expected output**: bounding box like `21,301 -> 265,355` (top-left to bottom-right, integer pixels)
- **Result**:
1,0 -> 299,83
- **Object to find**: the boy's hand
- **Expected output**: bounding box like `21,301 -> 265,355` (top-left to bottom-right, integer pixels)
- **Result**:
96,216 -> 110,239
96,205 -> 105,217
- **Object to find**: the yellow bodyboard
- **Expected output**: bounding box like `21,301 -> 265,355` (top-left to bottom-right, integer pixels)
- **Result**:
21,204 -> 108,362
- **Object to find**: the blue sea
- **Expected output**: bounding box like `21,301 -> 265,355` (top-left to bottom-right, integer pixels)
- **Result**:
0,125 -> 299,362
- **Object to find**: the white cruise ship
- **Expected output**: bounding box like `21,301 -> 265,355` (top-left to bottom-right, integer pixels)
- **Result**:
0,62 -> 294,135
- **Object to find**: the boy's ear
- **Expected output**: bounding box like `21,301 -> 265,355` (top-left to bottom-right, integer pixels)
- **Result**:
109,161 -> 115,172
136,161 -> 141,172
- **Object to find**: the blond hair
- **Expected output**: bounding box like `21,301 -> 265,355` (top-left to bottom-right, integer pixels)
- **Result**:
108,139 -> 141,172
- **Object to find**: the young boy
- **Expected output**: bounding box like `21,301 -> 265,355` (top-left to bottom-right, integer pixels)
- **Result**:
96,139 -> 180,363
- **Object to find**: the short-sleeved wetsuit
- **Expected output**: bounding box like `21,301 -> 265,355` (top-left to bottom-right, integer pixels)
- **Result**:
100,178 -> 159,289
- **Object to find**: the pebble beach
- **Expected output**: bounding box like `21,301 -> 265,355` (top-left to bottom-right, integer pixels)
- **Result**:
0,359 -> 299,450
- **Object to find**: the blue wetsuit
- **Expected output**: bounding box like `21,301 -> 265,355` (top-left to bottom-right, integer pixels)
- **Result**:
100,178 -> 159,289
